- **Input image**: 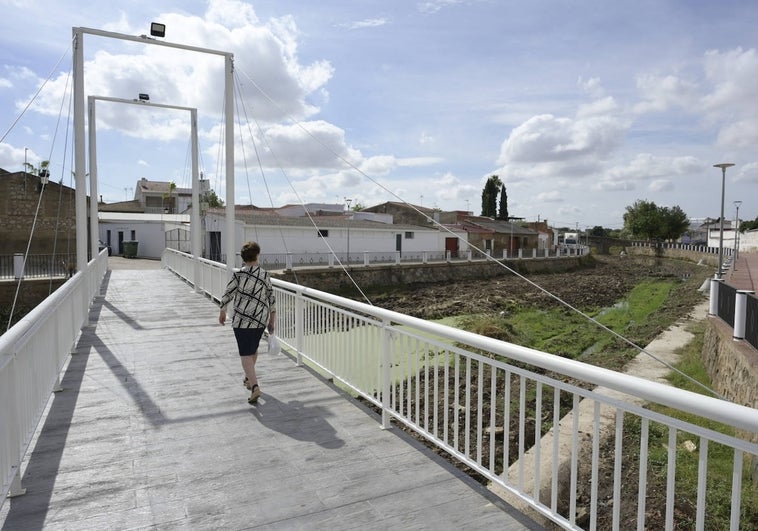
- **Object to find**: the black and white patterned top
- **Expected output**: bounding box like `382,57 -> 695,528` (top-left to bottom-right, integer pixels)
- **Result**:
220,265 -> 276,328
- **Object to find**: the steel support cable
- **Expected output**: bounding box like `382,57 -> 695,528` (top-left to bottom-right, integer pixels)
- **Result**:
232,77 -> 261,243
234,74 -> 299,286
49,69 -> 74,294
0,38 -> 73,144
237,67 -> 721,398
233,71 -> 372,304
6,52 -> 73,330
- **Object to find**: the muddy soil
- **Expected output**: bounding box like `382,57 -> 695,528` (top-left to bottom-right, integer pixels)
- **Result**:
369,254 -> 709,323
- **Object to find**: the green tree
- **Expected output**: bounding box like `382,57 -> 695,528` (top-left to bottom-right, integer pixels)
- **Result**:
590,225 -> 608,237
206,189 -> 224,208
497,184 -> 509,220
740,215 -> 758,231
481,175 -> 501,217
624,200 -> 659,239
23,160 -> 49,176
658,205 -> 689,241
163,181 -> 177,213
623,200 -> 689,241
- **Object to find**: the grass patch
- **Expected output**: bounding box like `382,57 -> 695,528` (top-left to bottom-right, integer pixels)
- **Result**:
456,279 -> 679,372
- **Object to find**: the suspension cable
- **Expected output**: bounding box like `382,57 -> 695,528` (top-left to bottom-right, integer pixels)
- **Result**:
233,71 -> 373,303
1,37 -> 73,144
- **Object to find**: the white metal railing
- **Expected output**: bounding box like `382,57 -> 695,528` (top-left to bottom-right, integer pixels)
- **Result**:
245,247 -> 572,271
163,248 -> 758,530
0,249 -> 108,504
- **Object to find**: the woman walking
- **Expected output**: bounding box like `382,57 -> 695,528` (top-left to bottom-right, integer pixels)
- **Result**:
219,241 -> 276,404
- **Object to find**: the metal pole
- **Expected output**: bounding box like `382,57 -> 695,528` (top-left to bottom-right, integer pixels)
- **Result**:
718,169 -> 724,278
225,55 -> 236,275
190,108 -> 201,292
88,96 -> 99,264
713,163 -> 734,279
733,201 -> 741,262
73,28 -> 89,322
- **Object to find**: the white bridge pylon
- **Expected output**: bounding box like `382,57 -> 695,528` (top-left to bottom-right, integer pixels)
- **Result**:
87,95 -> 200,291
72,26 -> 236,320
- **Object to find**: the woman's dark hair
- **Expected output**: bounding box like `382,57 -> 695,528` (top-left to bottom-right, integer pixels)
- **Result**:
240,241 -> 260,263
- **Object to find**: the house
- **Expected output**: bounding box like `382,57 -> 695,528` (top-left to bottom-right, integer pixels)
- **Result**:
134,177 -> 201,214
98,211 -> 189,259
458,216 -> 539,256
197,206 -> 468,265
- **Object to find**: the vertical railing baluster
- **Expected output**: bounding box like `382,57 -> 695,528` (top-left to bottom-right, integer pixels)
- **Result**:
381,317 -> 392,429
612,411 -> 623,529
590,401 -> 600,531
465,357 -> 472,458
695,438 -> 708,531
570,394 -> 579,527
477,361 -> 484,465
665,427 -> 677,531
637,418 -> 649,531
551,387 -> 560,514
489,365 -> 497,473
730,449 -> 743,531
518,375 -> 526,492
534,382 -> 543,502
503,370 -> 511,484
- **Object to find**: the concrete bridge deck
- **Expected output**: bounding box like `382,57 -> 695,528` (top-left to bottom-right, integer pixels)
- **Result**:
1,261 -> 539,530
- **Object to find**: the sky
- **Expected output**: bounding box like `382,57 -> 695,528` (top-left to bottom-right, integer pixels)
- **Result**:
1,0 -> 757,230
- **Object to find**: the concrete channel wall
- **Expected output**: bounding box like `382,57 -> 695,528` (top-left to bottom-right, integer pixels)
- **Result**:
272,255 -> 591,291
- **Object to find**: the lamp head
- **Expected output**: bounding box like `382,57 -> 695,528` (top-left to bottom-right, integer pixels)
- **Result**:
150,22 -> 166,38
713,163 -> 735,170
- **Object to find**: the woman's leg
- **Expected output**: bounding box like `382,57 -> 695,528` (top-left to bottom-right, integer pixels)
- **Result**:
241,353 -> 258,389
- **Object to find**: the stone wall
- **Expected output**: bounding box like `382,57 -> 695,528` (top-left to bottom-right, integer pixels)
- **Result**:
625,245 -> 719,268
0,171 -> 79,255
0,278 -> 68,329
273,255 -> 591,292
702,316 -> 758,444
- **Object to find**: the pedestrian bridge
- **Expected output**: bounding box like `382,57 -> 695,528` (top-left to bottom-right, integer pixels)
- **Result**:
2,249 -> 757,529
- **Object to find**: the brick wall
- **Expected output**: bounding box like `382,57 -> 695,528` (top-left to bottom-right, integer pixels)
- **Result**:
0,171 -> 80,255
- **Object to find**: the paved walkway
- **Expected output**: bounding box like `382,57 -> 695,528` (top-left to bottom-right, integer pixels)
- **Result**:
725,251 -> 758,292
1,266 -> 539,530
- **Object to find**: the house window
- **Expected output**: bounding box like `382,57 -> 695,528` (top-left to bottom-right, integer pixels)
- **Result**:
404,231 -> 414,239
318,229 -> 329,238
131,230 -> 136,240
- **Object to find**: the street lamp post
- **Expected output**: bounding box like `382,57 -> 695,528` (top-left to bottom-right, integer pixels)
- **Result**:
734,200 -> 742,263
713,163 -> 734,278
345,197 -> 352,264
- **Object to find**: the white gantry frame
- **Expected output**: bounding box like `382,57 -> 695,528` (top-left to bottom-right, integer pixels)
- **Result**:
73,26 -> 236,319
87,95 -> 201,291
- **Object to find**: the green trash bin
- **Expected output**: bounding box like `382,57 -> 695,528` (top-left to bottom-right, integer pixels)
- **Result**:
123,240 -> 139,258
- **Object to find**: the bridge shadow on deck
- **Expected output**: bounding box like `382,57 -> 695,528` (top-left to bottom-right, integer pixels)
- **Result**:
1,267 -> 540,530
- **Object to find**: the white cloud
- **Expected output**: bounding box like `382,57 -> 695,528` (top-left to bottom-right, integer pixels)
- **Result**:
606,153 -> 703,182
577,76 -> 604,98
734,162 -> 758,183
634,74 -> 698,114
648,179 -> 673,192
340,18 -> 388,30
701,47 -> 758,147
537,190 -> 562,203
418,0 -> 464,14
